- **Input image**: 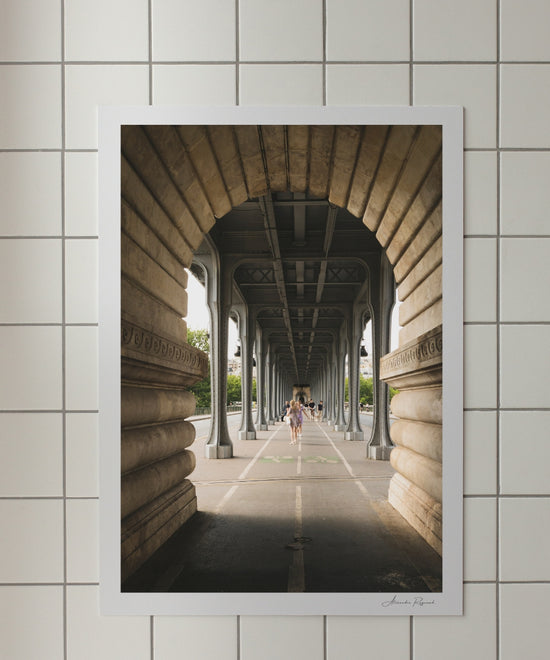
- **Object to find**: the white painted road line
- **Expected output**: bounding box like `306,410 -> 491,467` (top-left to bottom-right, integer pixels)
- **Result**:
288,485 -> 305,592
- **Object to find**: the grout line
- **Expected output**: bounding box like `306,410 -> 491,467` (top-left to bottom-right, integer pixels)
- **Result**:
410,615 -> 414,660
0,236 -> 99,240
409,0 -> 413,106
322,0 -> 327,106
235,0 -> 240,105
237,615 -> 241,660
7,58 -> 550,66
60,2 -> 68,659
324,614 -> 327,660
496,2 -> 502,657
148,0 -> 153,106
150,615 -> 155,660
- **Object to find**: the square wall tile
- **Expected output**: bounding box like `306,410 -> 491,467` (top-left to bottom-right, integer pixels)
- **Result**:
464,151 -> 497,236
239,0 -> 323,62
0,239 -> 62,323
413,0 -> 496,61
67,586 -> 150,660
500,498 -> 550,581
66,499 -> 99,583
0,0 -> 61,61
501,0 -> 550,61
464,325 -> 497,409
152,0 -> 236,61
501,238 -> 550,322
500,325 -> 550,409
154,616 -> 238,660
326,616 -> 410,660
326,0 -> 409,61
0,153 -> 62,236
66,413 -> 99,497
414,583 -> 496,660
240,65 -> 323,105
153,65 -> 236,105
500,411 -> 550,495
65,239 -> 98,323
464,411 -> 497,495
326,65 -> 410,106
501,152 -> 550,236
0,65 -> 61,149
66,326 -> 98,411
0,413 -> 62,497
65,65 -> 149,149
500,65 -> 550,148
240,616 -> 324,660
0,500 -> 63,582
65,0 -> 149,61
0,586 -> 63,660
0,326 -> 62,410
414,65 -> 496,149
463,498 -> 496,581
65,152 -> 98,236
464,238 -> 497,323
500,584 -> 550,660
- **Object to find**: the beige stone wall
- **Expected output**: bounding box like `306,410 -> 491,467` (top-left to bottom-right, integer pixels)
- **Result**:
380,326 -> 443,554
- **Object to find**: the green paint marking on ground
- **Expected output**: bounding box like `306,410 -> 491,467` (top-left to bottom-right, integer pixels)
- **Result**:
261,455 -> 295,463
303,456 -> 341,464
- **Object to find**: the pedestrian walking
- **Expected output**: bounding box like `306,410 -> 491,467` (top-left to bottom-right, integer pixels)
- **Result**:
297,401 -> 304,437
287,400 -> 301,444
317,400 -> 323,421
308,398 -> 316,419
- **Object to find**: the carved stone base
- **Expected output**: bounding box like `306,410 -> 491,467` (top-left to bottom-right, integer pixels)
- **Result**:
367,445 -> 393,461
388,472 -> 442,556
334,424 -> 346,432
121,481 -> 197,582
259,424 -> 269,431
205,443 -> 233,459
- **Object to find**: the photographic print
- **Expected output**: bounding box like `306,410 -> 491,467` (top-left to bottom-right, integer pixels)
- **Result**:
99,106 -> 463,615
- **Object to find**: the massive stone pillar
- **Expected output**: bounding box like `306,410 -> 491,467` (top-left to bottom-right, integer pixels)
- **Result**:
120,217 -> 209,581
345,305 -> 364,441
380,325 -> 443,555
367,254 -> 395,460
236,304 -> 257,440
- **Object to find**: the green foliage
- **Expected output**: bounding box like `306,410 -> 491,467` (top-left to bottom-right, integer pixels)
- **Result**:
189,373 -> 212,408
345,375 -> 398,406
359,376 -> 373,405
226,374 -> 242,405
187,327 -> 210,354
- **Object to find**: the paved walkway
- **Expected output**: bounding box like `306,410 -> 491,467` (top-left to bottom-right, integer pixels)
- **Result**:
123,417 -> 442,594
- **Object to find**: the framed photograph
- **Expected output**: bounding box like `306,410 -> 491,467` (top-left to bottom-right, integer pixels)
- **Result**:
99,105 -> 463,615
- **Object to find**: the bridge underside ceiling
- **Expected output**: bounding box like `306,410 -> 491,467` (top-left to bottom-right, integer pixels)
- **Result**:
209,195 -> 380,382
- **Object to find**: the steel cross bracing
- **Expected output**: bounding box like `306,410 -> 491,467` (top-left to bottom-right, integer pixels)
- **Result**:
209,191 -> 382,384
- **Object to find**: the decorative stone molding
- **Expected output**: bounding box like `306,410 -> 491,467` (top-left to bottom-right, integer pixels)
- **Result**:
380,325 -> 442,382
122,320 -> 208,381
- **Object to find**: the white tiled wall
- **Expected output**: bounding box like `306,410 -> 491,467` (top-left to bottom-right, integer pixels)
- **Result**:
1,1 -> 549,658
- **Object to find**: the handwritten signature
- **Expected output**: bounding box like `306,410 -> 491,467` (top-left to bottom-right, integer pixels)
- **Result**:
381,595 -> 436,608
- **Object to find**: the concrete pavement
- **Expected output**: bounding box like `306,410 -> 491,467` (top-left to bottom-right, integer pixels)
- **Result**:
123,416 -> 442,594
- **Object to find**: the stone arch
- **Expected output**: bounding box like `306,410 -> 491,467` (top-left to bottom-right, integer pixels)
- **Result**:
120,123 -> 443,579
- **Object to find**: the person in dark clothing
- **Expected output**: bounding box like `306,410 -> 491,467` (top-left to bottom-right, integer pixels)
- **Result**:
317,400 -> 323,421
